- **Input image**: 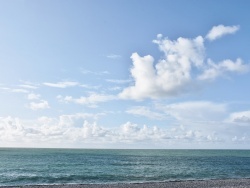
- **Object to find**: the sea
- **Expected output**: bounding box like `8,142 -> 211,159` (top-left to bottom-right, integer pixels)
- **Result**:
0,148 -> 250,186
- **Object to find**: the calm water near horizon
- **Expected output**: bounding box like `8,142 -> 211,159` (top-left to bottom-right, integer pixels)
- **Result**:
1,148 -> 250,186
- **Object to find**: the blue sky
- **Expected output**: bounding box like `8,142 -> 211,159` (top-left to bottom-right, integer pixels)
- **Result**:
0,0 -> 250,149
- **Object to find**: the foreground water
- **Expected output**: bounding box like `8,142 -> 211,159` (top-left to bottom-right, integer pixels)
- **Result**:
0,149 -> 250,186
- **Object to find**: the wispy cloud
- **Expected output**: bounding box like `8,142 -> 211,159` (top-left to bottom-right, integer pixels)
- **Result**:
19,80 -> 39,89
108,86 -> 122,91
206,25 -> 240,41
198,58 -> 249,81
106,79 -> 132,84
43,81 -> 79,88
80,84 -> 100,90
126,106 -> 165,120
19,84 -> 38,89
57,93 -> 117,108
81,69 -> 109,75
0,87 -> 29,93
11,89 -> 30,93
106,54 -> 122,59
157,101 -> 227,121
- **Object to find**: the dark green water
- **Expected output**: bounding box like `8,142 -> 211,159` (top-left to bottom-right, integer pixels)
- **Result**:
1,148 -> 250,186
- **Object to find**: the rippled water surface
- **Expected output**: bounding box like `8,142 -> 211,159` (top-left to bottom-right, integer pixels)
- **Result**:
1,148 -> 250,186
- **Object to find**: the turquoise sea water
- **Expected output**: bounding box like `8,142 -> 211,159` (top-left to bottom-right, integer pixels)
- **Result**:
0,148 -> 250,186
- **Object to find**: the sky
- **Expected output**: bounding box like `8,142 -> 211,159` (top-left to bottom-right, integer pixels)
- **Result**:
0,0 -> 250,149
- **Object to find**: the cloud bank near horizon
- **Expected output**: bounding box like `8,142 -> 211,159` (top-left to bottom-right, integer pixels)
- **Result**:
1,102 -> 250,148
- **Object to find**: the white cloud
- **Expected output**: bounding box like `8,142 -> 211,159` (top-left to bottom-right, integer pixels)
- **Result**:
29,100 -> 50,110
0,87 -> 29,93
80,84 -> 100,90
38,113 -> 105,127
157,101 -> 227,121
0,115 -> 170,146
27,93 -> 40,100
119,35 -> 205,100
229,111 -> 250,124
107,54 -> 122,59
0,115 -> 228,148
43,81 -> 79,88
119,25 -> 248,100
108,86 -> 122,91
106,79 -> 132,84
19,84 -> 38,89
198,58 -> 249,81
57,93 -> 116,107
19,80 -> 39,89
80,121 -> 108,139
126,106 -> 165,120
119,121 -> 167,142
81,70 -> 109,75
231,136 -> 250,143
0,117 -> 26,142
206,25 -> 240,41
0,116 -> 167,146
11,89 -> 29,93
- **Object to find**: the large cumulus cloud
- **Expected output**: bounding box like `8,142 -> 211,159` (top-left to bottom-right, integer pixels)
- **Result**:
119,25 -> 248,100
